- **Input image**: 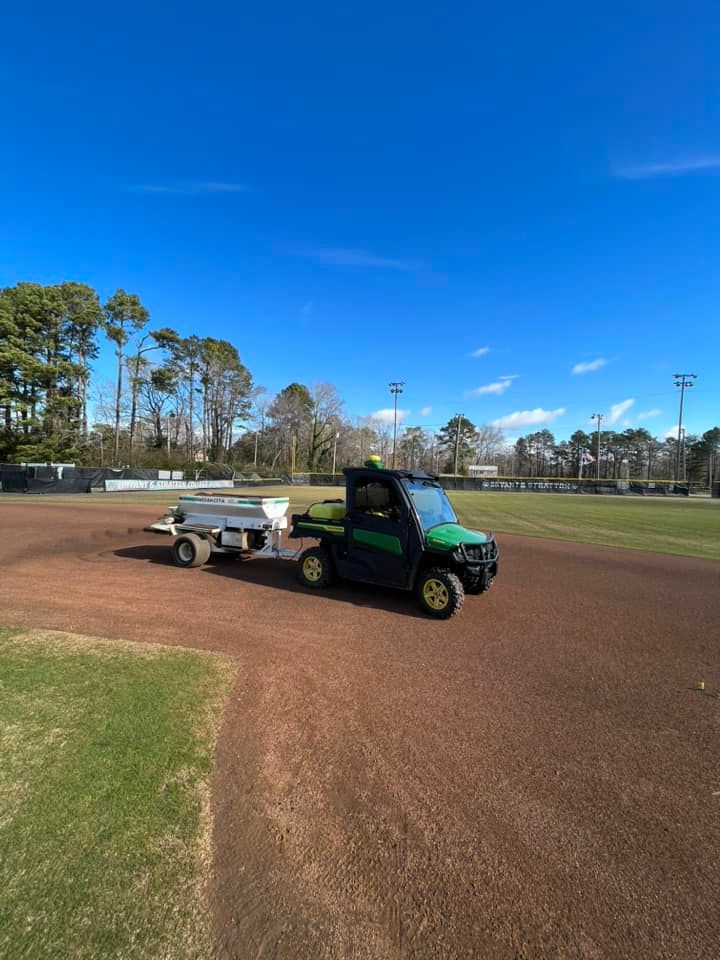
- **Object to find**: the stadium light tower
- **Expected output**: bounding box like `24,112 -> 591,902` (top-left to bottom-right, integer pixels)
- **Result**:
591,413 -> 604,482
331,430 -> 340,477
674,374 -> 697,482
454,413 -> 465,476
389,382 -> 405,468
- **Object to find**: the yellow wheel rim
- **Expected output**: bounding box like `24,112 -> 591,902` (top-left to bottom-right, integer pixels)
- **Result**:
423,578 -> 449,611
303,556 -> 323,582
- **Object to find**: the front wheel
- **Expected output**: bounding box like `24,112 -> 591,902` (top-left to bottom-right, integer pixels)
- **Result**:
463,567 -> 496,594
417,568 -> 464,619
296,546 -> 335,589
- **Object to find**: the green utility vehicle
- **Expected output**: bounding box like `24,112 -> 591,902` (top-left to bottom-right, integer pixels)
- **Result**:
289,457 -> 498,618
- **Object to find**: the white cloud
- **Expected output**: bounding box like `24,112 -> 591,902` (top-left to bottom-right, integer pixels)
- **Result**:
636,408 -> 661,420
469,347 -> 490,357
607,398 -> 635,425
572,357 -> 607,375
613,156 -> 720,180
491,407 -> 566,429
370,408 -> 409,425
301,299 -> 314,317
498,374 -> 519,380
419,406 -> 432,416
664,424 -> 681,439
468,378 -> 514,396
131,181 -> 248,194
302,248 -> 420,271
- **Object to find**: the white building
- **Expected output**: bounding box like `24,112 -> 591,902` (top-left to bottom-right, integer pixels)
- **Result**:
468,464 -> 499,478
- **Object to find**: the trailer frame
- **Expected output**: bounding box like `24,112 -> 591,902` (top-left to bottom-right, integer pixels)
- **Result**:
148,504 -> 301,561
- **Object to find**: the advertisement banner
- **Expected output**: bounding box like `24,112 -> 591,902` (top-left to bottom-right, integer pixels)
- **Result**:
104,479 -> 234,492
438,478 -> 689,495
441,477 -> 579,493
479,479 -> 579,493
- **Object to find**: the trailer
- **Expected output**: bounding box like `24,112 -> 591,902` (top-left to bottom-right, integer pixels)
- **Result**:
148,493 -> 299,566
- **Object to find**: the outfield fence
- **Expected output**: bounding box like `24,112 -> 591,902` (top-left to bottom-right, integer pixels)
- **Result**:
282,472 -> 692,496
2,464 -> 704,497
438,476 -> 691,495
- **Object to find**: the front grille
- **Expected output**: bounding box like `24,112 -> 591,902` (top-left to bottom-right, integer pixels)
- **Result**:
464,541 -> 497,562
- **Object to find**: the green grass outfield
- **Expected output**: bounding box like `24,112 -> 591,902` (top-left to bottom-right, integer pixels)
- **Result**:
0,627 -> 234,960
2,484 -> 719,560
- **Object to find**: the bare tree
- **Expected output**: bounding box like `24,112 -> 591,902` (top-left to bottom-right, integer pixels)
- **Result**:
308,383 -> 343,470
473,424 -> 505,464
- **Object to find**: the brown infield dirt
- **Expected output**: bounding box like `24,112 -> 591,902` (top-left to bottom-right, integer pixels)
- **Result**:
1,499 -> 719,960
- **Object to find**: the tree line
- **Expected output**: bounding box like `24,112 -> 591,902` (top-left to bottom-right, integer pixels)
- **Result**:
509,426 -> 719,484
1,281 -> 717,482
0,282 -> 252,466
358,418 -> 719,484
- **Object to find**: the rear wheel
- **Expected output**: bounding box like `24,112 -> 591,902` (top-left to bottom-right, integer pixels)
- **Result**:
296,546 -> 335,589
172,533 -> 211,568
417,567 -> 464,619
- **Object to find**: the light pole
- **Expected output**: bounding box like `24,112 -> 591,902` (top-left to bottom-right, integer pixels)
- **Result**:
167,412 -> 176,462
591,413 -> 604,481
332,430 -> 340,477
389,382 -> 404,468
454,413 -> 464,476
674,374 -> 697,482
680,427 -> 687,483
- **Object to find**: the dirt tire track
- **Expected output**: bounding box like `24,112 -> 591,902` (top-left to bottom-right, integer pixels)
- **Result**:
0,499 -> 719,959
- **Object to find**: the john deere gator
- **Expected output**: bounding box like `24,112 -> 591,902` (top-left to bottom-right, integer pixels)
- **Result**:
289,457 -> 499,618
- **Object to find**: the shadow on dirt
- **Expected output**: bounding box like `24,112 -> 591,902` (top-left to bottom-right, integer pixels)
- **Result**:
113,543 -> 427,619
114,543 -> 176,566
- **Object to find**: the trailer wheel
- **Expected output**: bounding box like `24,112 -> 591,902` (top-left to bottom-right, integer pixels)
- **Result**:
296,546 -> 335,589
173,533 -> 211,568
417,568 -> 464,619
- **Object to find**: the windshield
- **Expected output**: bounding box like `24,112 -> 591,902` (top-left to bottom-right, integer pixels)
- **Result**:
402,479 -> 457,530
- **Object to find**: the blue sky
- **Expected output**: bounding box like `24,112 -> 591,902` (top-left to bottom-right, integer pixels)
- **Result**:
1,1 -> 718,440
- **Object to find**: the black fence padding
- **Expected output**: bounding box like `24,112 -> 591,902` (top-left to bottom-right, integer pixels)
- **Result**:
65,467 -> 164,485
121,468 -> 160,480
583,483 -> 621,495
0,462 -> 25,471
628,481 -> 687,496
289,473 -> 345,486
63,467 -> 119,487
27,465 -> 56,480
232,478 -> 285,487
1,470 -> 28,492
440,477 -> 581,493
26,477 -> 91,494
438,477 -> 690,495
712,482 -> 720,499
